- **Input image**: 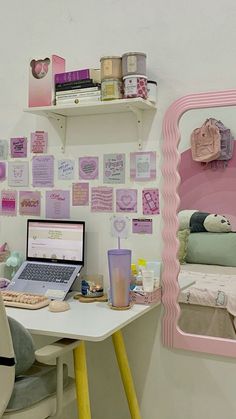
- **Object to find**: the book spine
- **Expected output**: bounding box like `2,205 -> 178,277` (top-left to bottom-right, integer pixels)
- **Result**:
56,91 -> 101,100
55,96 -> 101,105
55,80 -> 101,91
55,78 -> 93,87
55,86 -> 100,96
55,69 -> 100,84
55,69 -> 91,84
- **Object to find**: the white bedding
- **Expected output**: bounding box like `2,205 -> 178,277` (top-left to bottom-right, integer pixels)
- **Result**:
179,264 -> 236,317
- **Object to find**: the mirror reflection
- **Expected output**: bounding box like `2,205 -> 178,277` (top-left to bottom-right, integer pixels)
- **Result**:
177,107 -> 236,339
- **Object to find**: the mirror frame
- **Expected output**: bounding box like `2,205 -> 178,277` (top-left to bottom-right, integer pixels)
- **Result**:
161,89 -> 236,358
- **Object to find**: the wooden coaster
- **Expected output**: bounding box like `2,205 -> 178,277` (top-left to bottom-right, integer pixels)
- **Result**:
109,303 -> 133,310
74,294 -> 108,303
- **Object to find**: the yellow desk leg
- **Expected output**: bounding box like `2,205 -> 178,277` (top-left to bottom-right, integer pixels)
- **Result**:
73,342 -> 92,419
112,330 -> 142,419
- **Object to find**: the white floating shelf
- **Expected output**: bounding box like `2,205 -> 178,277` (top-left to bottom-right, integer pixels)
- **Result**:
24,98 -> 156,151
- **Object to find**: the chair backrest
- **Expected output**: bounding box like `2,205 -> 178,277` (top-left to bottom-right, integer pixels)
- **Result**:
0,292 -> 15,417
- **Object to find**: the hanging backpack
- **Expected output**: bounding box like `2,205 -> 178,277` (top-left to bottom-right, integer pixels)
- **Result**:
191,118 -> 234,167
191,119 -> 221,163
205,118 -> 234,166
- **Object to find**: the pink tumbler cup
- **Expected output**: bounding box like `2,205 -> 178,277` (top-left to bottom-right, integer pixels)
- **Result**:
108,249 -> 131,308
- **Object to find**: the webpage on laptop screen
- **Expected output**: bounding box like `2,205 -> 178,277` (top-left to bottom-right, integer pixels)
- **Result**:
27,222 -> 83,261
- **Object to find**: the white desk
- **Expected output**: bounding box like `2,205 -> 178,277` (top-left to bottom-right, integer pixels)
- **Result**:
6,293 -> 160,419
6,292 -> 158,341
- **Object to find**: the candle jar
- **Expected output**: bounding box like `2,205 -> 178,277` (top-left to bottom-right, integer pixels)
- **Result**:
100,56 -> 122,80
107,249 -> 131,308
81,274 -> 104,298
122,52 -> 147,77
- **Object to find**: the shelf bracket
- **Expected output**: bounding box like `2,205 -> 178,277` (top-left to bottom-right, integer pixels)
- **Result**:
128,106 -> 143,150
44,112 -> 67,152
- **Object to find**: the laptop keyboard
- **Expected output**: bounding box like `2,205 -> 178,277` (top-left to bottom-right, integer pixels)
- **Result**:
18,264 -> 76,283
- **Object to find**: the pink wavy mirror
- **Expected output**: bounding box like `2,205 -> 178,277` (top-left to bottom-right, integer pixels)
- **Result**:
162,89 -> 236,357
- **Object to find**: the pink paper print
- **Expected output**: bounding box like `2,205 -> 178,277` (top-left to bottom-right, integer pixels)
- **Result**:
91,187 -> 113,212
19,191 -> 41,216
32,155 -> 54,187
0,162 -> 6,181
46,190 -> 70,219
72,183 -> 89,206
10,137 -> 27,158
31,131 -> 48,153
116,189 -> 137,213
8,162 -> 29,187
79,157 -> 98,180
130,151 -> 156,181
142,189 -> 159,215
1,190 -> 17,216
132,218 -> 153,234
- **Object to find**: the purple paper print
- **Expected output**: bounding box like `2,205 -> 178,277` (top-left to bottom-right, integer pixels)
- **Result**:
116,189 -> 137,213
10,137 -> 27,158
79,157 -> 98,180
132,219 -> 153,234
91,187 -> 113,212
142,189 -> 159,215
32,155 -> 54,187
45,190 -> 70,219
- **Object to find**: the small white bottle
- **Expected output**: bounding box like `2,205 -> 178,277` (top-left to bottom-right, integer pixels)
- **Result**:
135,270 -> 143,286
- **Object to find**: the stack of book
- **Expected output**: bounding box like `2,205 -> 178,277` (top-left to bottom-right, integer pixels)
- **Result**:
54,68 -> 101,105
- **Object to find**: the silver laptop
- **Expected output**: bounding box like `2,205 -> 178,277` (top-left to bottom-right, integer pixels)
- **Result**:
7,219 -> 85,300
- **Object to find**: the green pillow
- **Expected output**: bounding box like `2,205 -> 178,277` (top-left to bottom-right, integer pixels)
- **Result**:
186,232 -> 236,267
177,229 -> 190,264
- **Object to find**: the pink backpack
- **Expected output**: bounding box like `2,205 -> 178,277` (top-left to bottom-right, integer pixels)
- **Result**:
191,118 -> 234,168
191,119 -> 221,163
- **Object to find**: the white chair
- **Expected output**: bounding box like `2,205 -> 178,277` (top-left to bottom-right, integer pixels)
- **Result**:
0,293 -> 80,419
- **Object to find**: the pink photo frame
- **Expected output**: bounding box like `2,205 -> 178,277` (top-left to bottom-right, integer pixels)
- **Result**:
162,89 -> 236,358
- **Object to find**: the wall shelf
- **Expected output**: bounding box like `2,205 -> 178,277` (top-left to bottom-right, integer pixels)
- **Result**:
24,98 -> 156,151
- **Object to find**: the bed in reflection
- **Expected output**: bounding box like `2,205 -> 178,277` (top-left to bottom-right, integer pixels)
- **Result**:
178,231 -> 236,339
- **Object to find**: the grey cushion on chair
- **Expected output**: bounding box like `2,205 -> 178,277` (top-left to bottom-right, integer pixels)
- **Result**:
8,317 -> 35,376
6,317 -> 70,412
6,363 -> 69,412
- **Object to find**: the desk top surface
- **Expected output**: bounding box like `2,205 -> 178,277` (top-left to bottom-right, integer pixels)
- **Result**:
6,293 -> 160,341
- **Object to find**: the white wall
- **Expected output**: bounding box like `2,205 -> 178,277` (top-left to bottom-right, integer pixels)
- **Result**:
2,1 -> 236,418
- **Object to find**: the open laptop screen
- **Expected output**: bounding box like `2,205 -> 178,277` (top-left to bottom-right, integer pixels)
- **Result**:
26,220 -> 85,265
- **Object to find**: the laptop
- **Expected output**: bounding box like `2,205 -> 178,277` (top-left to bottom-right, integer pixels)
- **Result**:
7,219 -> 85,300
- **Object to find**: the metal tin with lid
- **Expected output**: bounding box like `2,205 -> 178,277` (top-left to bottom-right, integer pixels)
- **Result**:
123,75 -> 147,99
122,52 -> 147,77
100,56 -> 122,80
